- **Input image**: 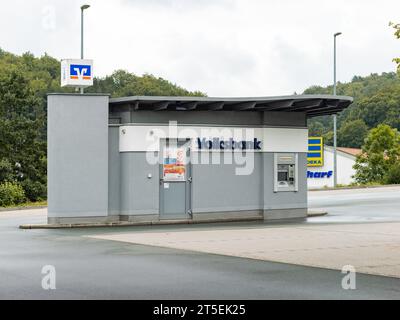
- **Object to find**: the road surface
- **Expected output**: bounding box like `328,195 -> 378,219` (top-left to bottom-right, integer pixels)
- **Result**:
0,186 -> 400,299
309,186 -> 400,223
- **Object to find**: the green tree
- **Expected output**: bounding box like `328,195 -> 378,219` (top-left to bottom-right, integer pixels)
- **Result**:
323,131 -> 333,146
338,119 -> 368,148
306,72 -> 400,147
87,70 -> 205,97
390,21 -> 400,74
0,69 -> 47,201
353,124 -> 400,184
308,121 -> 324,136
385,163 -> 400,184
0,158 -> 14,182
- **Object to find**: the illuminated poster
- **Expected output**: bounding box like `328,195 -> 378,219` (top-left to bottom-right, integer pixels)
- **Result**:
163,147 -> 186,181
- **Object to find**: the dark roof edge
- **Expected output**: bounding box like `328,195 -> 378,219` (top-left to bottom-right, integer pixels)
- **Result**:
109,94 -> 353,104
47,93 -> 111,97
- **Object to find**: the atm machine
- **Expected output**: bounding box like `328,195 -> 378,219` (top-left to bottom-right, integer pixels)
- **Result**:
274,153 -> 298,192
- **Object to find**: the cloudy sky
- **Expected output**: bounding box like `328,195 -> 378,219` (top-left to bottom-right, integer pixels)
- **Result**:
1,0 -> 399,96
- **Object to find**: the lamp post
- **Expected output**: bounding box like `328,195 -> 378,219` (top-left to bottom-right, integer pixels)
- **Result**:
80,4 -> 90,94
333,32 -> 342,187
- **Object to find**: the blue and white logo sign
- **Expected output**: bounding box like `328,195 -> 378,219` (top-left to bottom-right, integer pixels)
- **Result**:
70,64 -> 92,80
307,137 -> 324,167
61,59 -> 93,88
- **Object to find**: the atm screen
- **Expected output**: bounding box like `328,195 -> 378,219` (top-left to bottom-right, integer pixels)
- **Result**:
278,171 -> 288,182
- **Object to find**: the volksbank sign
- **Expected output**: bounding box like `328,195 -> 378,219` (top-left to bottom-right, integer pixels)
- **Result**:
118,125 -> 308,152
197,138 -> 262,150
61,59 -> 94,88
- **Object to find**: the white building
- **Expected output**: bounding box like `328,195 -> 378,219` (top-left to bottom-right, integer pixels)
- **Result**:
307,146 -> 361,189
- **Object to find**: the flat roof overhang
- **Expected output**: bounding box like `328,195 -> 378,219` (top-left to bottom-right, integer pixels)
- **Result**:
109,94 -> 353,118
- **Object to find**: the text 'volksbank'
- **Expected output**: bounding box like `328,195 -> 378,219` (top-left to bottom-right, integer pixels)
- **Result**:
197,138 -> 262,150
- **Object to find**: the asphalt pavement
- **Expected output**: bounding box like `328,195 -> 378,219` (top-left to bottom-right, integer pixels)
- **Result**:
308,185 -> 400,223
0,186 -> 400,299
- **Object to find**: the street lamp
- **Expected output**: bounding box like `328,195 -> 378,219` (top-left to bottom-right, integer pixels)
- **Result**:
80,4 -> 90,94
333,32 -> 342,187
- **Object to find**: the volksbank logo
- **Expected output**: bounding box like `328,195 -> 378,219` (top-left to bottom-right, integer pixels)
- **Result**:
70,64 -> 92,80
197,137 -> 262,150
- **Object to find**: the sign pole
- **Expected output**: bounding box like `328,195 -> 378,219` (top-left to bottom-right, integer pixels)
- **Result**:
80,5 -> 90,94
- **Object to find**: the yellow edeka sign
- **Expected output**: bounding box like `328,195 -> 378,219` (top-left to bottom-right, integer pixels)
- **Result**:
307,137 -> 324,167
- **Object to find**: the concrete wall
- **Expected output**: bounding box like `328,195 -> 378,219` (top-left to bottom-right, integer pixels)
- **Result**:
112,150 -> 307,220
119,152 -> 159,216
47,94 -> 109,221
191,152 -> 263,213
108,126 -> 121,215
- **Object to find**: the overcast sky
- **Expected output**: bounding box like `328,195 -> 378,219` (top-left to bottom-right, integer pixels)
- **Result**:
1,0 -> 399,96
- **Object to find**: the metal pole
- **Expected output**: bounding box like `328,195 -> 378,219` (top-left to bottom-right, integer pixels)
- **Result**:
80,8 -> 84,94
333,113 -> 337,187
333,32 -> 341,187
333,35 -> 337,96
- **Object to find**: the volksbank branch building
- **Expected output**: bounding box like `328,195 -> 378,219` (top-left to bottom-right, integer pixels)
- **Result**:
47,94 -> 352,225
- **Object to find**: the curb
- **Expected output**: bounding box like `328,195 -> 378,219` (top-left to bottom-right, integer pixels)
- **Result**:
19,210 -> 327,229
0,206 -> 47,212
307,210 -> 328,217
19,216 -> 263,230
19,211 -> 328,229
309,184 -> 400,192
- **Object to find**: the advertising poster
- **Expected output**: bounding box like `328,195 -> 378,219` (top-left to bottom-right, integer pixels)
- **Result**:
163,147 -> 186,181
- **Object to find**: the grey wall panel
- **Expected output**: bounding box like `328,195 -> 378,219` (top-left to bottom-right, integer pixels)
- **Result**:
47,94 -> 109,217
191,152 -> 307,214
118,151 -> 306,216
191,152 -> 263,212
123,111 -> 306,127
108,127 -> 120,215
263,112 -> 306,127
120,152 -> 159,215
130,111 -> 263,126
263,153 -> 307,210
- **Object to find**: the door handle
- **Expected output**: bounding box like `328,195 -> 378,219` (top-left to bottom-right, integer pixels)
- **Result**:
187,177 -> 192,183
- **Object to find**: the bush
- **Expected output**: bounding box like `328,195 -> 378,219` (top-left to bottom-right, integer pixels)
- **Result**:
385,164 -> 400,184
0,182 -> 26,207
20,179 -> 47,201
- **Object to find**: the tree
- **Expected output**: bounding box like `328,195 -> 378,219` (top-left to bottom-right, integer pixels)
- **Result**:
87,70 -> 206,98
0,69 -> 47,200
353,124 -> 400,184
338,119 -> 368,148
306,72 -> 400,148
390,22 -> 400,75
308,121 -> 324,136
323,131 -> 333,146
385,163 -> 400,184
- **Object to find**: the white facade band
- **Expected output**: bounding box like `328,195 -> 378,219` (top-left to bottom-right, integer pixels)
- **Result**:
119,125 -> 308,153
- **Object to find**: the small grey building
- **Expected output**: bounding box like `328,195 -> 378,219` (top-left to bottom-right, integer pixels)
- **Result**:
47,94 -> 352,225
